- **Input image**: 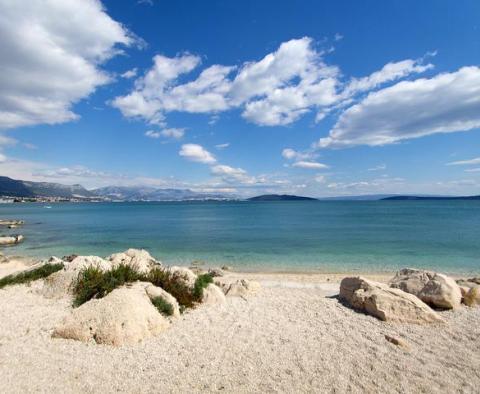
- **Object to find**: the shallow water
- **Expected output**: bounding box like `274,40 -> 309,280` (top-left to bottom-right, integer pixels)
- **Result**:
0,200 -> 479,274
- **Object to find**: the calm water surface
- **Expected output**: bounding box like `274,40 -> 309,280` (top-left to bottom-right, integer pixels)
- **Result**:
0,201 -> 479,274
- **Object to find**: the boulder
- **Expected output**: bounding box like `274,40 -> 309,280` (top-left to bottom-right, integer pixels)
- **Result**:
208,268 -> 225,277
41,255 -> 111,298
201,283 -> 226,305
167,266 -> 197,288
53,283 -> 169,346
0,234 -> 24,245
389,268 -> 462,309
340,276 -> 443,324
0,220 -> 24,226
144,283 -> 180,317
107,248 -> 160,274
220,279 -> 261,297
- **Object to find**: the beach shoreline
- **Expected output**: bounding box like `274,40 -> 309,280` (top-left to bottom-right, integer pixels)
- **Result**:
1,250 -> 480,393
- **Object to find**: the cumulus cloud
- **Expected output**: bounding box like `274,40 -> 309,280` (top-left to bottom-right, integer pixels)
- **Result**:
146,128 -> 185,139
0,0 -> 134,130
112,37 -> 437,129
179,144 -> 216,164
211,164 -> 253,184
318,67 -> 480,148
447,157 -> 480,166
292,161 -> 329,170
281,148 -> 316,161
121,68 -> 138,79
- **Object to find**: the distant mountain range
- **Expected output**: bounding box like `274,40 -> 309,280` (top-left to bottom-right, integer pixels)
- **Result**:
92,186 -> 232,201
1,176 -> 478,202
0,176 -> 93,198
248,194 -> 317,201
0,176 -> 233,201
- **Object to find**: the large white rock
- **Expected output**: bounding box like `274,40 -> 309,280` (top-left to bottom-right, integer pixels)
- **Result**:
340,276 -> 443,324
41,255 -> 111,298
144,283 -> 181,317
107,248 -> 160,274
53,282 -> 169,346
201,283 -> 226,305
390,268 -> 462,309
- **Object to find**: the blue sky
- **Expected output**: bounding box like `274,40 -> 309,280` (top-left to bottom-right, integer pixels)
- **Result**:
0,0 -> 479,196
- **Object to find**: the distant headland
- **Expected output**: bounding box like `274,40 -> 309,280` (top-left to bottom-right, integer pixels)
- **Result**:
247,194 -> 317,201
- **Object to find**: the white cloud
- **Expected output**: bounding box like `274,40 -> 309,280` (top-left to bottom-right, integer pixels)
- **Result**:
447,157 -> 480,166
318,67 -> 480,148
334,33 -> 343,42
179,144 -> 216,164
465,168 -> 480,172
344,59 -> 433,96
292,161 -> 329,170
0,0 -> 134,130
215,143 -> 230,149
145,128 -> 185,139
112,37 -> 438,130
211,164 -> 252,183
121,68 -> 138,79
315,175 -> 326,183
282,148 -> 316,161
368,164 -> 387,171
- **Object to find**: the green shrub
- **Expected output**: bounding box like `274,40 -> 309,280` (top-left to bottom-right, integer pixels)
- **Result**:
73,263 -> 142,307
72,264 -> 214,310
193,273 -> 213,300
0,263 -> 64,289
151,296 -> 174,316
146,268 -> 196,308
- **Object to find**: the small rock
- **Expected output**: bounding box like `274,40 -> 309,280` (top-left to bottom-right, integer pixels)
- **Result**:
144,283 -> 181,317
463,287 -> 480,307
202,283 -> 226,305
208,268 -> 224,277
0,234 -> 24,245
62,254 -> 78,262
220,279 -> 261,297
385,335 -> 410,350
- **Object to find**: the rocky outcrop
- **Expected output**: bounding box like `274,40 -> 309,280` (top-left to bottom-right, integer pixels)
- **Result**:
0,234 -> 24,245
390,268 -> 462,309
53,283 -> 169,346
218,279 -> 261,297
340,276 -> 443,324
167,266 -> 197,288
108,248 -> 160,274
201,283 -> 226,305
41,255 -> 110,298
0,220 -> 24,226
144,283 -> 181,317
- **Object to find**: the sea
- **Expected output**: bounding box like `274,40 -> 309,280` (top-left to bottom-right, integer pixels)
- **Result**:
0,200 -> 479,274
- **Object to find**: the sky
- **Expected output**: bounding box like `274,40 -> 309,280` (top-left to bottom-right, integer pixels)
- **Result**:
0,0 -> 479,197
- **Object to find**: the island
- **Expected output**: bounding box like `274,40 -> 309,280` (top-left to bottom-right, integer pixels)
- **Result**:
247,194 -> 318,201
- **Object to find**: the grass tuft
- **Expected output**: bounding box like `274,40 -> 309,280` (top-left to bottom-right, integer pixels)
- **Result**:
193,273 -> 213,300
151,296 -> 174,316
73,263 -> 142,307
0,263 -> 64,289
72,265 -> 215,310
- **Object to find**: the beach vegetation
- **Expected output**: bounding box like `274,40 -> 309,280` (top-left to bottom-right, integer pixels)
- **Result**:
193,273 -> 214,300
0,263 -> 64,289
73,263 -> 142,307
72,265 -> 215,310
150,296 -> 174,316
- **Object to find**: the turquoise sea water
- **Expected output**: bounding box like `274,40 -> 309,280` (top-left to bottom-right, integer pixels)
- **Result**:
0,201 -> 479,274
